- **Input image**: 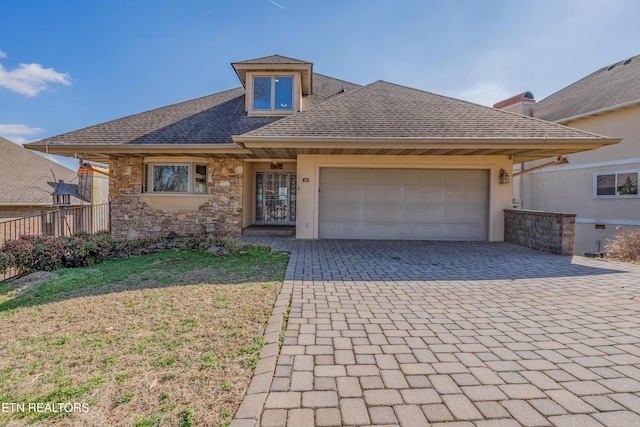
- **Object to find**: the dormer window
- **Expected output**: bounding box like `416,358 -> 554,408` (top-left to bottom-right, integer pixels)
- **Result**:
231,55 -> 313,116
246,72 -> 299,116
253,76 -> 293,111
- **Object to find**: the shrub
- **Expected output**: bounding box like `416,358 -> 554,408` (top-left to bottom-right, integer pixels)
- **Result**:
64,232 -> 115,267
605,230 -> 640,263
0,251 -> 13,274
1,235 -> 66,274
0,232 -> 116,274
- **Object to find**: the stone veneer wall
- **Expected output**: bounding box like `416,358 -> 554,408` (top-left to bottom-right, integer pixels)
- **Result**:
504,209 -> 576,256
109,157 -> 243,240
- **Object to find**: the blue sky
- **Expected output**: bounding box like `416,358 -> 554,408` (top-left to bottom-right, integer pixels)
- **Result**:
1,0 -> 639,171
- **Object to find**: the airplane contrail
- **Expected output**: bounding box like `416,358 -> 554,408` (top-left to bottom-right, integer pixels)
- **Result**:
268,0 -> 285,9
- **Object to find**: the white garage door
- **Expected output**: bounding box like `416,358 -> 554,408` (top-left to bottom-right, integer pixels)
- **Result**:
319,168 -> 488,240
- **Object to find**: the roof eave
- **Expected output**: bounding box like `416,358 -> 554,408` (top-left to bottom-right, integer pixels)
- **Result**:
234,135 -> 620,149
552,99 -> 640,124
25,143 -> 252,160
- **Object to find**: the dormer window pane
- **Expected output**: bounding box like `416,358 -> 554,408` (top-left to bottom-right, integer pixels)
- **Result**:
253,77 -> 272,110
275,76 -> 293,110
251,75 -> 294,112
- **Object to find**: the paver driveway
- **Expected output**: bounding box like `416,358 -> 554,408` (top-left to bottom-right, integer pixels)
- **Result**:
235,239 -> 640,427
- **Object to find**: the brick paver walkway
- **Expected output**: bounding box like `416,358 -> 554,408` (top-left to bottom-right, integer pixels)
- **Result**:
235,239 -> 640,427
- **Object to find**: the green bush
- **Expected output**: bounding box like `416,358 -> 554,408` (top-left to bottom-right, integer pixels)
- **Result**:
0,232 -> 116,274
0,251 -> 13,274
0,232 -> 262,276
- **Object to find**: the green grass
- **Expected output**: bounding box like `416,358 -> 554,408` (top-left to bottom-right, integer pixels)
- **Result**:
0,246 -> 289,426
0,247 -> 287,312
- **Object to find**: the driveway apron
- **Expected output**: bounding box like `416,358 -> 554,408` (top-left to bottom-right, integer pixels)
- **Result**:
233,239 -> 640,427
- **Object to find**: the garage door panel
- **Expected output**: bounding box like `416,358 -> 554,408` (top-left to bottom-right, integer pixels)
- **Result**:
322,170 -> 344,184
403,170 -> 423,185
383,188 -> 402,202
382,206 -> 404,223
361,170 -> 382,184
422,187 -> 443,202
403,206 -> 425,222
421,225 -> 444,240
362,207 -> 383,222
382,170 -> 403,185
404,187 -> 422,203
422,171 -> 443,185
319,168 -> 488,241
362,188 -> 382,203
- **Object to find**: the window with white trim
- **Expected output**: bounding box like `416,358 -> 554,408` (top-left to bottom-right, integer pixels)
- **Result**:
594,170 -> 638,197
143,163 -> 208,194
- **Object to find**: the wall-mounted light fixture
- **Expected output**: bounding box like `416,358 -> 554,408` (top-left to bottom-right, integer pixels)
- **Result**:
499,169 -> 510,184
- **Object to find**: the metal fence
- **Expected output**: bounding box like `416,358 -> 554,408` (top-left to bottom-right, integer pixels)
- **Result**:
1,203 -> 110,281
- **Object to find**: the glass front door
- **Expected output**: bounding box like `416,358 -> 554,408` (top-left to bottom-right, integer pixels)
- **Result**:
255,172 -> 296,224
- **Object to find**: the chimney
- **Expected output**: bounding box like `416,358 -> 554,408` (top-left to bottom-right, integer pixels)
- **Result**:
493,91 -> 535,117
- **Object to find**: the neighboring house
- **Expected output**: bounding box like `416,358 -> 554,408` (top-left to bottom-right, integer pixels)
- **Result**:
0,136 -> 109,243
26,55 -> 619,242
497,54 -> 640,254
0,136 -> 83,221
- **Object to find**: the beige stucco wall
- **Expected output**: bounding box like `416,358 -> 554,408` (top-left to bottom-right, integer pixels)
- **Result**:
295,154 -> 513,241
241,160 -> 297,228
518,105 -> 640,254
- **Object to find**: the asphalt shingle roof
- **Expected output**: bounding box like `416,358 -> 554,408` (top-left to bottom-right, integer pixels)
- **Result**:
244,80 -> 607,140
0,137 -> 81,206
35,74 -> 360,147
536,53 -> 640,122
232,54 -> 310,65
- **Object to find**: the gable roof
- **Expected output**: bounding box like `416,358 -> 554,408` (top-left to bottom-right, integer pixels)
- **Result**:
26,73 -> 360,161
232,54 -> 310,65
231,54 -> 314,95
0,137 -> 82,206
235,81 -> 619,162
536,53 -> 640,123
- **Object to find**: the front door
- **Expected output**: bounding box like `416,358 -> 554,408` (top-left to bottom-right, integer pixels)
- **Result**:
256,172 -> 296,224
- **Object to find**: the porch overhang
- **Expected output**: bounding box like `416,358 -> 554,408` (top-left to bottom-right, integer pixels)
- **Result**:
233,135 -> 621,163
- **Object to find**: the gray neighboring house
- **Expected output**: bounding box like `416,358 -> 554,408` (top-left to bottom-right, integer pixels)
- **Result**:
0,136 -> 83,222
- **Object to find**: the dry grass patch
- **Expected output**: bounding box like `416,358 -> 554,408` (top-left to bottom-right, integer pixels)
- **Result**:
0,247 -> 288,426
605,229 -> 640,263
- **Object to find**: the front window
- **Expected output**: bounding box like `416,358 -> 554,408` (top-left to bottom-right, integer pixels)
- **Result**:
143,163 -> 208,194
595,171 -> 638,197
252,76 -> 293,112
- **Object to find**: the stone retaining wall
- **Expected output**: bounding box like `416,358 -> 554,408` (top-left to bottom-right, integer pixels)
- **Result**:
109,157 -> 243,240
504,209 -> 576,255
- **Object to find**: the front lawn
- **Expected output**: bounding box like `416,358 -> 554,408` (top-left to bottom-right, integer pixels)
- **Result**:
0,246 -> 288,426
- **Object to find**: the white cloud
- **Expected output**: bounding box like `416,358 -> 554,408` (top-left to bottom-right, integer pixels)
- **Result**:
0,123 -> 45,146
457,82 -> 513,107
3,135 -> 31,145
0,53 -> 71,96
0,124 -> 44,135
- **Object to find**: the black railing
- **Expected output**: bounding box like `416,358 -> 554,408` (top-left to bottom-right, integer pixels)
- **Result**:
1,203 -> 111,281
